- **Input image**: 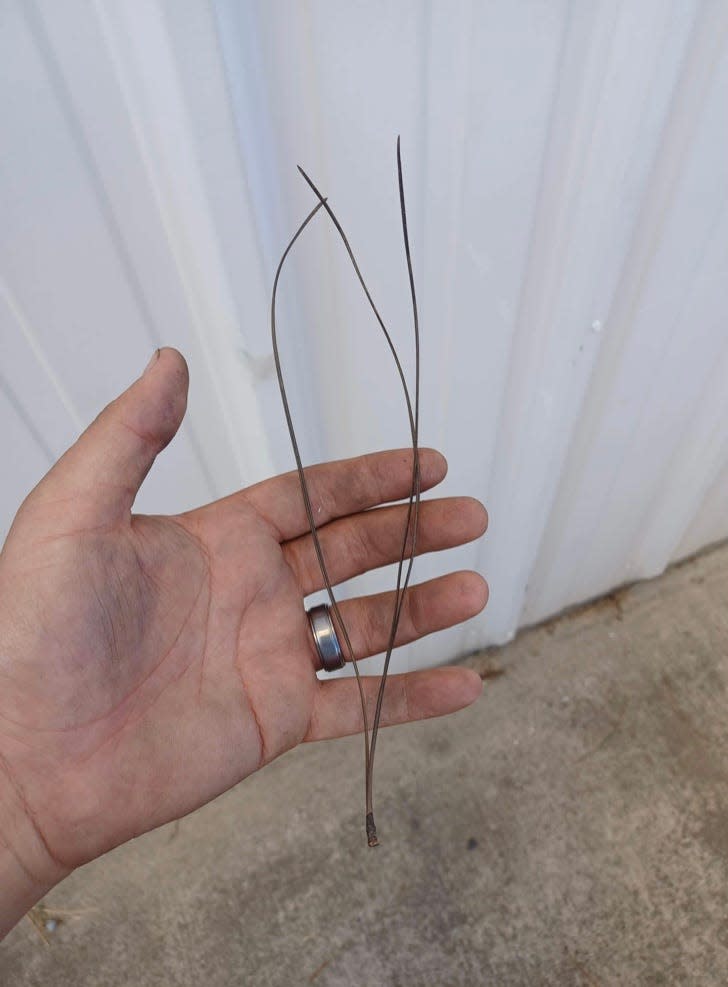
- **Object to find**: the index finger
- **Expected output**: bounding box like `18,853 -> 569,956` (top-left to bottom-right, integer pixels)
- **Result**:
243,448 -> 446,541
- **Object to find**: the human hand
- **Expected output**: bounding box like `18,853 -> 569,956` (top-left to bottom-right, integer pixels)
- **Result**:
0,348 -> 487,934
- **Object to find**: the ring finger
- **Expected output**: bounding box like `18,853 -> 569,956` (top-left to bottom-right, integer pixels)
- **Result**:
307,570 -> 488,671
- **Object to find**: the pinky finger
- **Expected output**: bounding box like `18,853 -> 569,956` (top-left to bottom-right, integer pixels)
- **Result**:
304,666 -> 483,742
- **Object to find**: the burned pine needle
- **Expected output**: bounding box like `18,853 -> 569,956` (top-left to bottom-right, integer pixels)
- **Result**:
271,138 -> 421,846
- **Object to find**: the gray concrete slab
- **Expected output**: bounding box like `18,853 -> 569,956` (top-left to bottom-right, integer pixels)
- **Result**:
3,542 -> 728,986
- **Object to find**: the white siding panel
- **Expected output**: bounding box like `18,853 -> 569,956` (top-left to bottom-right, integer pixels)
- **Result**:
1,0 -> 727,667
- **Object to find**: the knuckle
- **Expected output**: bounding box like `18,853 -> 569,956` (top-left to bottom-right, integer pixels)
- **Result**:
284,538 -> 317,593
360,599 -> 384,656
405,584 -> 427,639
346,518 -> 375,571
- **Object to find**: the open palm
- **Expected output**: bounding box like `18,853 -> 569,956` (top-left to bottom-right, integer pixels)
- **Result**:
0,349 -> 487,881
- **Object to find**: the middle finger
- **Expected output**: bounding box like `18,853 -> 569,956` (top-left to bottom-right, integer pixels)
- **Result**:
284,496 -> 487,595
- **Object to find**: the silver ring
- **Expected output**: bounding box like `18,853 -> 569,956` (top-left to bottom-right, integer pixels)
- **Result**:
307,604 -> 345,672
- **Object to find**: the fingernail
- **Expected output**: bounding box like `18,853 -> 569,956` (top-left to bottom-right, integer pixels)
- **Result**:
143,349 -> 160,375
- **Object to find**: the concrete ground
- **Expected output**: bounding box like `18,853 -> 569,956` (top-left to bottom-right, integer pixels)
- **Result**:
3,543 -> 728,986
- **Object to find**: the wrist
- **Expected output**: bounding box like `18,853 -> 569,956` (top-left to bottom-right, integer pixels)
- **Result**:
0,766 -> 69,939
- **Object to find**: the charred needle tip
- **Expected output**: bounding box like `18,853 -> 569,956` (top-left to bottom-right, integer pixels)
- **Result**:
366,812 -> 379,847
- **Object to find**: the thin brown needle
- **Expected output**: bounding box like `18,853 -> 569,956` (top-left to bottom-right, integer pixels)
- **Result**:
367,138 -> 421,845
271,197 -> 372,794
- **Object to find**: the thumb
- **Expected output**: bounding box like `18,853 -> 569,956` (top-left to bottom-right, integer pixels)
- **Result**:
36,347 -> 189,525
